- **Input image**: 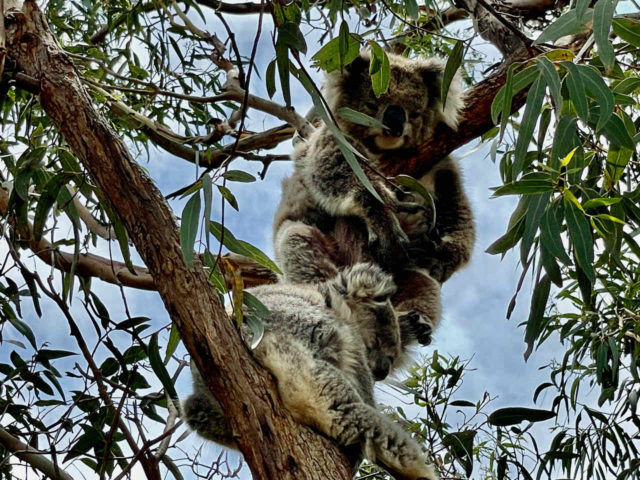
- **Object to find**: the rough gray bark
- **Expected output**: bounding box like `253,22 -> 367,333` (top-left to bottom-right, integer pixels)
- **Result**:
4,2 -> 351,479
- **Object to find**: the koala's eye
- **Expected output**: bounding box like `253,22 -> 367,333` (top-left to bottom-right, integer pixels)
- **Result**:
365,102 -> 378,112
409,112 -> 420,120
373,294 -> 389,303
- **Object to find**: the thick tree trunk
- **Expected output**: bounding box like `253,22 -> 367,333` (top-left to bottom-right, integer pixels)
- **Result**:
4,2 -> 351,479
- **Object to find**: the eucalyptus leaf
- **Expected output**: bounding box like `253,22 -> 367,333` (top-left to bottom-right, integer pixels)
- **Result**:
149,333 -> 180,409
513,75 -> 545,176
524,275 -> 551,360
564,199 -> 595,282
209,221 -> 281,274
534,8 -> 593,44
442,41 -> 464,108
489,407 -> 556,426
337,107 -> 385,128
369,41 -> 390,97
180,192 -> 201,269
612,18 -> 640,47
593,0 -> 615,72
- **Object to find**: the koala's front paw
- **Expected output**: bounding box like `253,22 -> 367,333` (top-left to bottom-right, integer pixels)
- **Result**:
368,218 -> 410,270
399,311 -> 434,346
396,199 -> 427,215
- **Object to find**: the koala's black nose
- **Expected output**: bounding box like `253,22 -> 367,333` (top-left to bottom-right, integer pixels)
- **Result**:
372,356 -> 394,381
382,105 -> 406,137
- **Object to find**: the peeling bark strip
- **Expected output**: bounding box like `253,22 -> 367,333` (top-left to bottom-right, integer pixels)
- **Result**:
4,2 -> 351,479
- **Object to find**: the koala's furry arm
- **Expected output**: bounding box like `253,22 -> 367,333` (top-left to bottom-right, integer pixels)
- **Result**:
296,127 -> 411,269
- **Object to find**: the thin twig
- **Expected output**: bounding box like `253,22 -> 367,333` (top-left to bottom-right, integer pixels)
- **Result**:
474,0 -> 533,48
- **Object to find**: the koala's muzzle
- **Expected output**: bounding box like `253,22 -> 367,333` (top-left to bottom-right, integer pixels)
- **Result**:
372,355 -> 394,381
382,105 -> 406,137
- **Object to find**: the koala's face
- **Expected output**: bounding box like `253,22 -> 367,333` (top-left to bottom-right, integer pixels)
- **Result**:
362,298 -> 402,381
325,53 -> 462,156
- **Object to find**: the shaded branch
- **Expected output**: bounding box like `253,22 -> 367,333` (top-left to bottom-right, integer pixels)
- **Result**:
90,0 -> 266,44
455,0 -> 533,58
502,0 -> 569,19
90,83 -> 296,167
0,427 -> 73,480
0,0 -> 5,80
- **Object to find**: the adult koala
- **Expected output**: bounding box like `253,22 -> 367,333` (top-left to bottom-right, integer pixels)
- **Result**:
183,263 -> 437,480
273,52 -> 475,350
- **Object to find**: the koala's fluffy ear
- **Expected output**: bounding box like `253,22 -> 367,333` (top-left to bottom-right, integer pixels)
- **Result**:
324,54 -> 371,110
344,54 -> 369,77
421,64 -> 465,131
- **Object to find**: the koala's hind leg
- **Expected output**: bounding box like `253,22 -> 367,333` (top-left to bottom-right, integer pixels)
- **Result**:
182,363 -> 236,448
274,220 -> 340,284
259,339 -> 437,480
393,269 -> 441,347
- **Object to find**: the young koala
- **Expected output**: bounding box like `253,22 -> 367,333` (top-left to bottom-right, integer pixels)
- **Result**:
273,52 -> 474,350
183,263 -> 437,480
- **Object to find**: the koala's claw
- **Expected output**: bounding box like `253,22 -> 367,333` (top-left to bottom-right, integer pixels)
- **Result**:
400,311 -> 434,346
396,201 -> 427,215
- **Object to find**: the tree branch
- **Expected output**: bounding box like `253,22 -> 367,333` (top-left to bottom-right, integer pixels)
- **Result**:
67,186 -> 118,240
0,427 -> 73,480
388,0 -> 583,178
0,187 -> 276,290
89,82 -> 296,167
5,3 -> 351,479
0,0 -> 5,80
89,1 -> 266,45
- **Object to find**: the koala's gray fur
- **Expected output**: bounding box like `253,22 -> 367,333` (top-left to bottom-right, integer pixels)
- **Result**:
273,52 -> 475,349
183,263 -> 437,480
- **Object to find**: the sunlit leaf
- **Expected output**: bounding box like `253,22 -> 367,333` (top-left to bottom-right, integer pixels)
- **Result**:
583,197 -> 622,210
369,41 -> 390,97
312,34 -> 360,73
442,41 -> 464,108
209,222 -> 281,274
